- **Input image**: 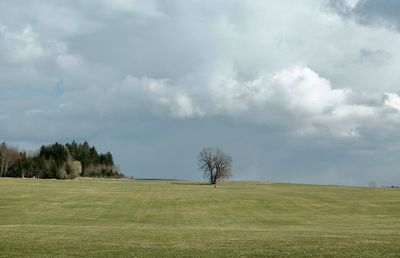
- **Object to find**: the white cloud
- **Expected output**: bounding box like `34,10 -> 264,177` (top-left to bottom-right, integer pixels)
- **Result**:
344,0 -> 360,10
270,67 -> 349,115
384,92 -> 400,112
0,24 -> 83,69
0,25 -> 44,64
0,23 -> 86,93
202,66 -> 378,137
58,66 -> 394,138
56,53 -> 82,71
119,76 -> 203,118
64,76 -> 204,119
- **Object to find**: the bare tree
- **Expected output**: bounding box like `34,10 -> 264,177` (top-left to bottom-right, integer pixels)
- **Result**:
198,147 -> 232,186
0,142 -> 20,177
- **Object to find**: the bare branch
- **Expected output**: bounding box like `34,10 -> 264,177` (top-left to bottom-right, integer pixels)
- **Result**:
197,147 -> 232,185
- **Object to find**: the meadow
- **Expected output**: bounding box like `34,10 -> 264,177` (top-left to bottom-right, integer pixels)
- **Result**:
0,178 -> 399,257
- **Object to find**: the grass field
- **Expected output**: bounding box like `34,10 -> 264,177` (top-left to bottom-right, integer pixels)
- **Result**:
0,178 -> 400,257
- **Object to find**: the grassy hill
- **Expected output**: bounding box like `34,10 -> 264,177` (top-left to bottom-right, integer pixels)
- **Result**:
0,178 -> 399,257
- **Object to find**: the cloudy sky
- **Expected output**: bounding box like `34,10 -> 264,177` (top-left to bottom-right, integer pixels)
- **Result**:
1,0 -> 400,185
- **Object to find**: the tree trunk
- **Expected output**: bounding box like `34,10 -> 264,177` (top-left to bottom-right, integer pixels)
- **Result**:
0,158 -> 4,177
4,158 -> 9,176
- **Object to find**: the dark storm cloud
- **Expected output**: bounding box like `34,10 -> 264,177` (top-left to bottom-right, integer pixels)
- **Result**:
328,0 -> 400,31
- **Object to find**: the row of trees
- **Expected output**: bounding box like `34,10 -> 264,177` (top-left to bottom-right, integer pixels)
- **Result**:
2,142 -> 232,183
0,141 -> 124,179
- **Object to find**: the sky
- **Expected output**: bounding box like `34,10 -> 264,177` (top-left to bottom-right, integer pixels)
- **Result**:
1,0 -> 400,186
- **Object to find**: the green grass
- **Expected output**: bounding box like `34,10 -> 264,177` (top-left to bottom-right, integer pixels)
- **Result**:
0,178 -> 400,257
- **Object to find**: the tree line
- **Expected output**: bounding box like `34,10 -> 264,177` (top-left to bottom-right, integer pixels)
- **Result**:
0,141 -> 125,179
